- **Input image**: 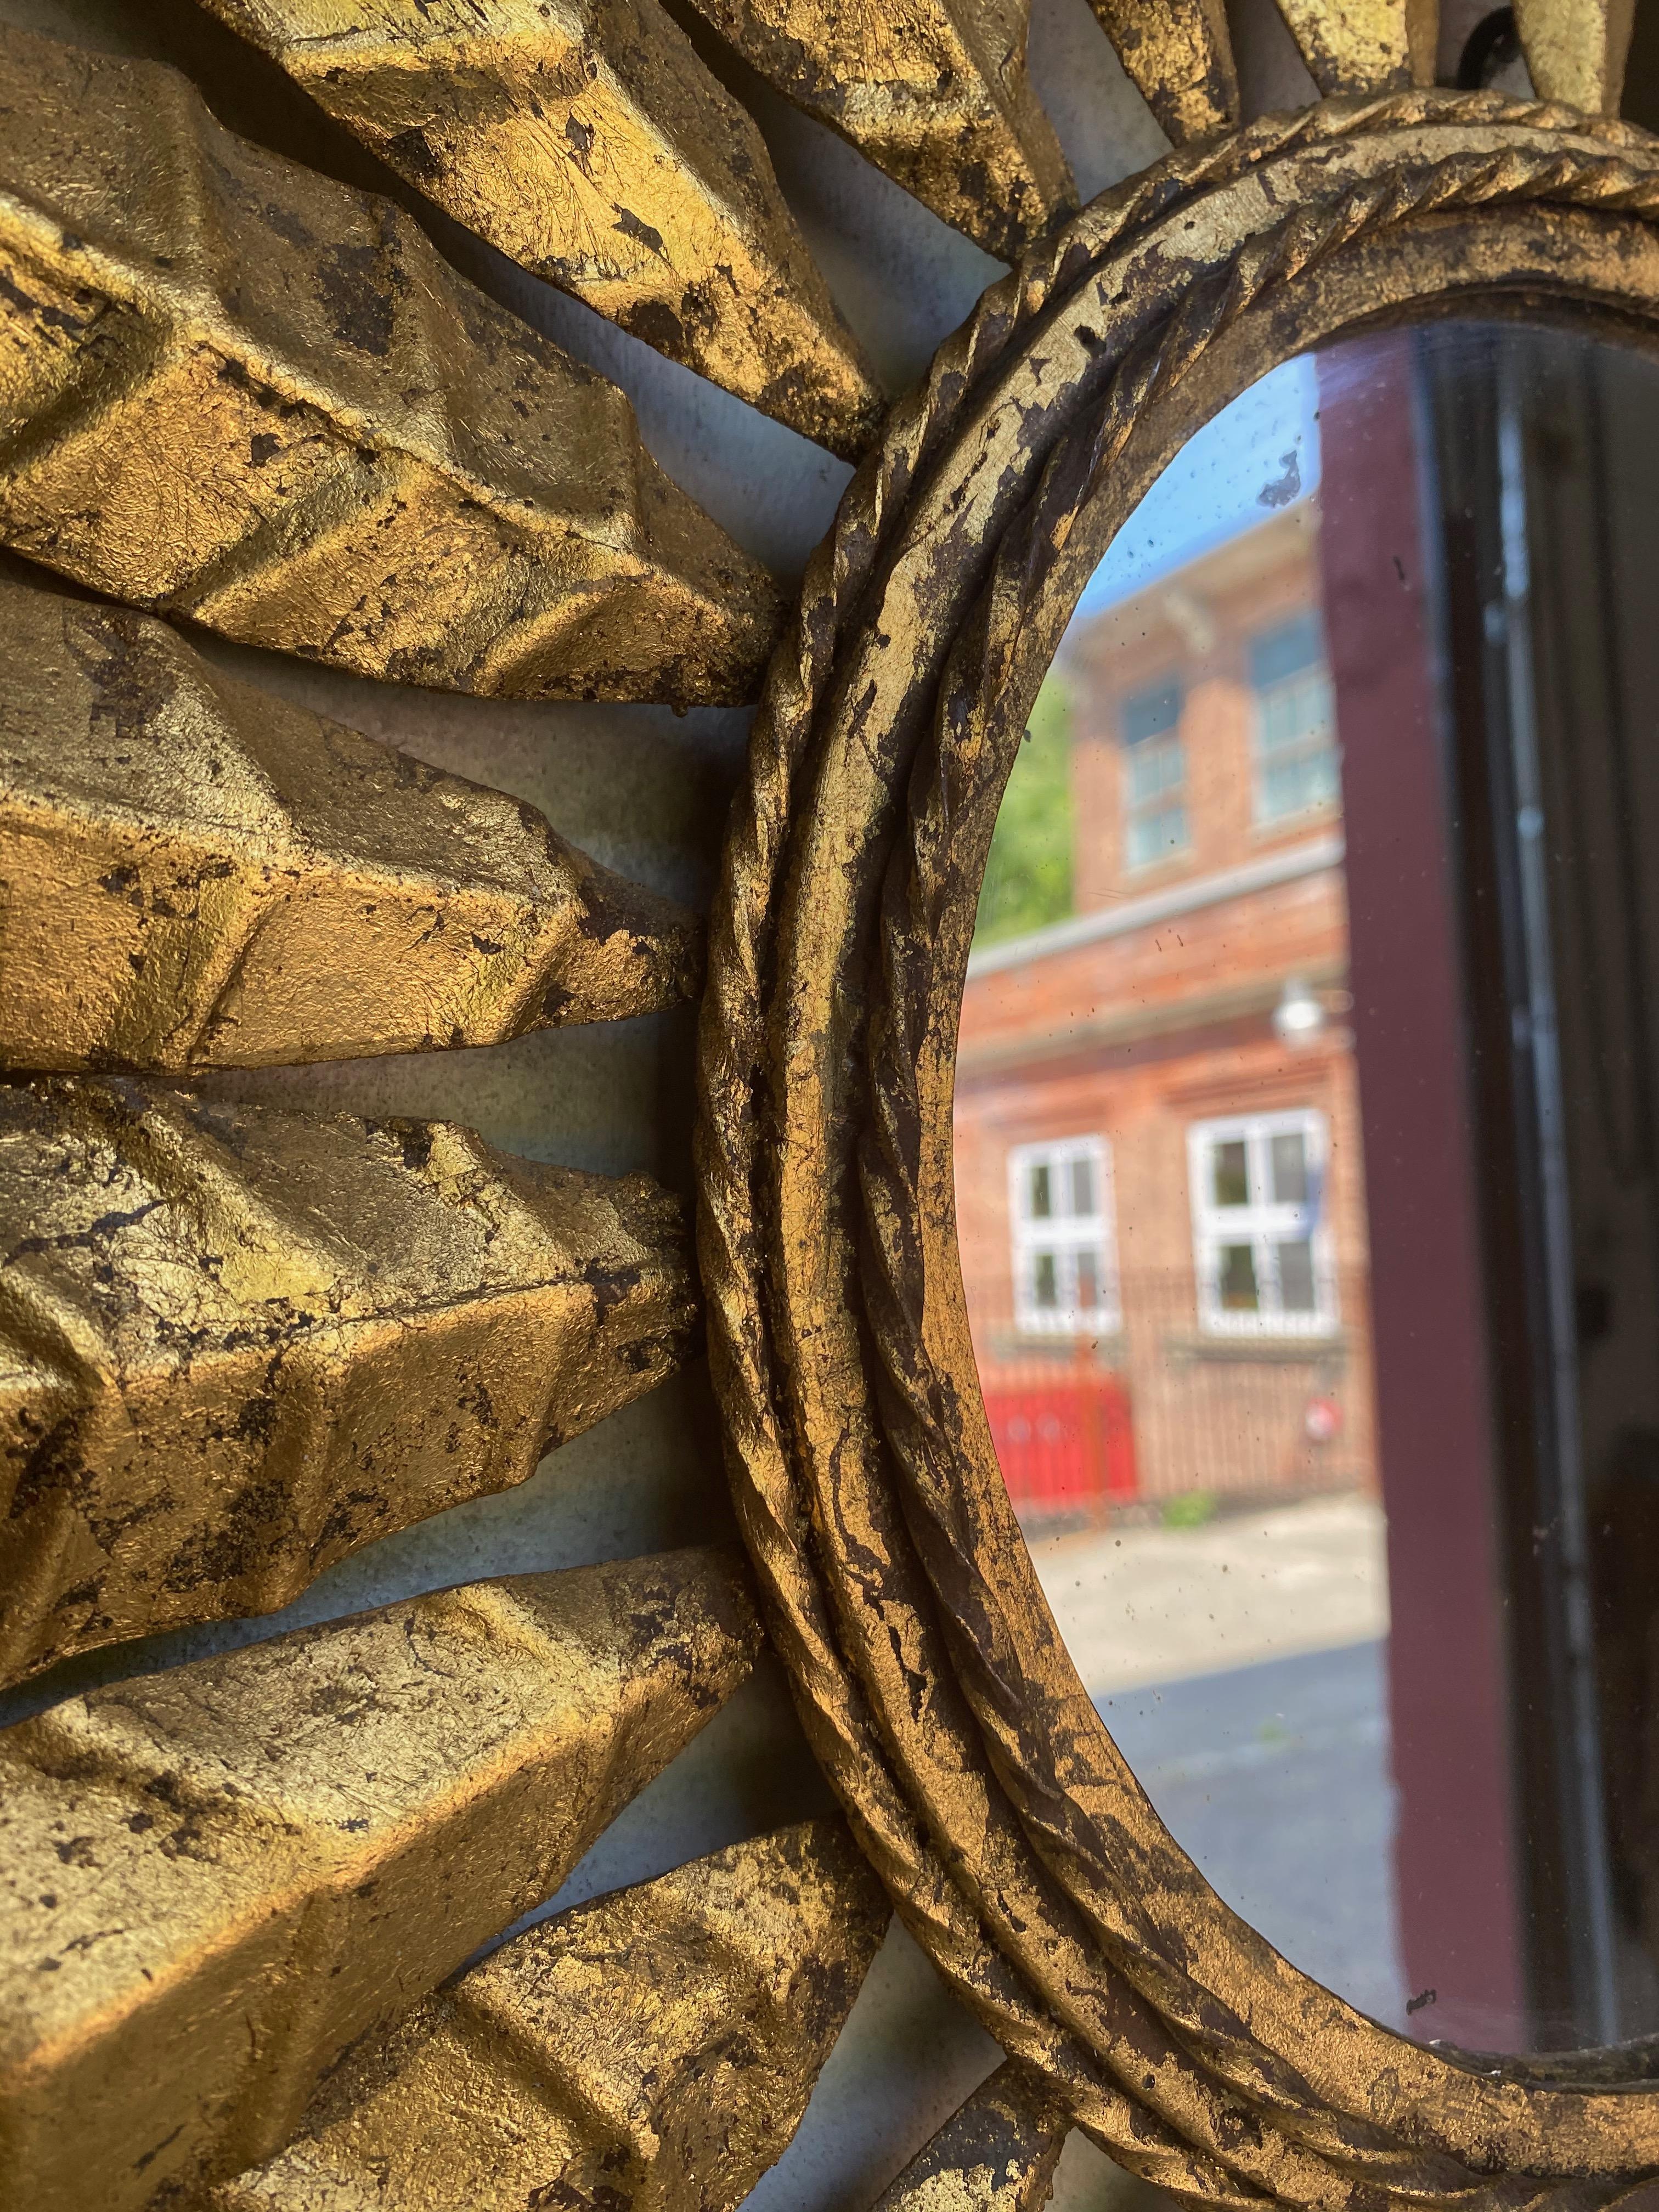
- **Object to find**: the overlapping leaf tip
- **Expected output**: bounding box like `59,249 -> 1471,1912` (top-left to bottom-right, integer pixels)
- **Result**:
210,1818 -> 889,2210
1088,1 -> 1240,143
681,0 -> 1076,262
1515,0 -> 1637,113
193,0 -> 885,458
0,26 -> 786,708
872,2063 -> 1070,2209
0,1076 -> 698,1683
0,1549 -> 760,2210
1272,0 -> 1437,95
0,565 -> 703,1073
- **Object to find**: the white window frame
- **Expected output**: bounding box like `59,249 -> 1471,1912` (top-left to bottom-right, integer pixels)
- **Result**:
1187,1109 -> 1338,1336
1121,679 -> 1190,873
1250,619 -> 1339,826
1008,1135 -> 1120,1337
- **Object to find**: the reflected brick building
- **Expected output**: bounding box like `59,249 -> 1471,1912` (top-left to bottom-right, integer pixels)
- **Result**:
953,501 -> 1379,1519
954,323 -> 1659,2052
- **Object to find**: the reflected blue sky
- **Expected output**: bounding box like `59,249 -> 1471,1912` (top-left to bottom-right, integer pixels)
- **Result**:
1075,354 -> 1323,620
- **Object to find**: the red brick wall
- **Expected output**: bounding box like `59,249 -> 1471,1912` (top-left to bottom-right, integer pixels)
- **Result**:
1068,509 -> 1332,912
961,869 -> 1347,1064
953,506 -> 1377,1513
955,1010 -> 1376,1508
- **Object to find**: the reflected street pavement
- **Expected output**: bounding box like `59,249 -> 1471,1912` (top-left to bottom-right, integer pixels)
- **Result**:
1028,1496 -> 1407,2031
1101,1642 -> 1405,2030
1026,1493 -> 1388,1690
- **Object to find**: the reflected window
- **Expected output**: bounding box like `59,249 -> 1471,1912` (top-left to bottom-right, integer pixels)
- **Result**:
957,322 -> 1659,2054
1009,1136 -> 1118,1335
1121,679 -> 1189,869
1251,612 -> 1338,823
1188,1110 -> 1335,1334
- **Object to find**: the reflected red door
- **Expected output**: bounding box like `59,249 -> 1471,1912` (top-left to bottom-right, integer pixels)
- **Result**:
983,1378 -> 1138,1519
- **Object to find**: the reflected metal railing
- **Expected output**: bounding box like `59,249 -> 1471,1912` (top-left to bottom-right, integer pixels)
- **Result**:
964,1265 -> 1376,1529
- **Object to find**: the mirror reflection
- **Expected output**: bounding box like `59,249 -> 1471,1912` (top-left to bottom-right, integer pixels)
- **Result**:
955,319 -> 1659,2056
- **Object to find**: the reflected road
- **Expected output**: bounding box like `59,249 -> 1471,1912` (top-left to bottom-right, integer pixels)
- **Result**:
1028,1495 -> 1407,2030
1101,1642 -> 1405,2031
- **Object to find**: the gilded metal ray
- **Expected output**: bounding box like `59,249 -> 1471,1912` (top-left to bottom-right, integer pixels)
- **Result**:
1514,0 -> 1635,112
0,27 -> 784,707
1271,0 -> 1436,93
870,2065 -> 1069,2210
193,0 -> 883,461
0,569 -> 701,1073
680,0 -> 1075,263
0,1550 -> 759,2212
0,1077 -> 697,1685
1085,1 -> 1239,142
211,1818 -> 890,2209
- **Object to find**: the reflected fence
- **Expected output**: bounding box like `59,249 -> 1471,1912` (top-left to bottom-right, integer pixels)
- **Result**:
965,1265 -> 1376,1531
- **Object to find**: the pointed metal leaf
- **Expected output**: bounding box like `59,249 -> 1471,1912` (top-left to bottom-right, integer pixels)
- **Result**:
681,0 -> 1075,262
0,27 -> 785,706
212,1818 -> 890,2210
0,1076 -> 697,1684
0,1548 -> 760,2212
1272,0 -> 1437,94
193,0 -> 884,460
1086,1 -> 1239,142
1515,0 -> 1636,112
0,568 -> 701,1071
872,2063 -> 1070,2210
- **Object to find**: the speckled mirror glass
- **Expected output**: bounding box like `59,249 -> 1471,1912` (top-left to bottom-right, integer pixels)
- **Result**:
956,319 -> 1659,2057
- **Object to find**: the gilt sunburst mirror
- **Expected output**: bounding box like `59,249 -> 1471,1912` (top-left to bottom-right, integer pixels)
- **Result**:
4,2 -> 1659,2208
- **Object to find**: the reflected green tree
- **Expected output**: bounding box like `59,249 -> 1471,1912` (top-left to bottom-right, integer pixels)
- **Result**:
974,672 -> 1074,945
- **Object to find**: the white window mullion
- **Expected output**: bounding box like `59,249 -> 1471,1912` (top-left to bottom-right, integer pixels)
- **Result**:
1008,1136 -> 1120,1337
1250,614 -> 1338,826
1188,1109 -> 1337,1338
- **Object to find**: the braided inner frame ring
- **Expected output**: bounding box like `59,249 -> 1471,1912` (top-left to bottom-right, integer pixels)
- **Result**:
697,92 -> 1659,2209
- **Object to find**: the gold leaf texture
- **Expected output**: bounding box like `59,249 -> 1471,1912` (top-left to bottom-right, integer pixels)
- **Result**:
1271,0 -> 1437,93
211,1818 -> 889,2210
0,26 -> 785,707
0,1549 -> 760,2212
679,0 -> 1076,261
194,0 -> 884,459
1515,0 -> 1637,112
871,2064 -> 1070,2210
0,566 -> 702,1072
0,1076 -> 697,1684
17,6 -> 1632,2211
1085,1 -> 1239,142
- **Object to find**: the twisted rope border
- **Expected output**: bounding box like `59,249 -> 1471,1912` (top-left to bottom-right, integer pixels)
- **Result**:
699,91 -> 1659,2210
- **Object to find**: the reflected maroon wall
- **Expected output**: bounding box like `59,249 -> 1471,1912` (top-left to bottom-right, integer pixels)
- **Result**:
1317,334 -> 1527,2046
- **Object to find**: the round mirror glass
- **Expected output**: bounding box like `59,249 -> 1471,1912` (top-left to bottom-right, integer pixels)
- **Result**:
955,318 -> 1659,2056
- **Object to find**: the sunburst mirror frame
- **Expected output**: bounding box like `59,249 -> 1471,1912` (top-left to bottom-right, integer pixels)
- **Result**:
4,0 -> 1659,2206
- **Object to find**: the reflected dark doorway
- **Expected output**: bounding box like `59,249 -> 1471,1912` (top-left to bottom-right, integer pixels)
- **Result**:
1396,320 -> 1659,2053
